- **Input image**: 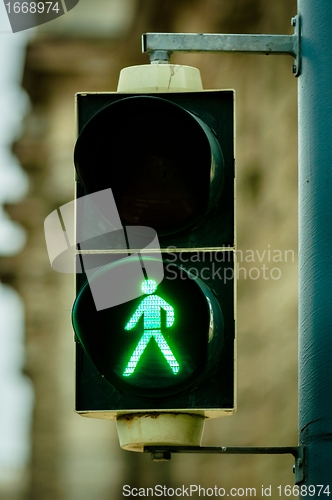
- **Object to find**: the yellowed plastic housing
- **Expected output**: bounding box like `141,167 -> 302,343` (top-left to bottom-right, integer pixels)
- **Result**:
117,64 -> 203,93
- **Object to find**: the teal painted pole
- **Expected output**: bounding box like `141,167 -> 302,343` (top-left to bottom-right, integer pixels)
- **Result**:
298,0 -> 332,489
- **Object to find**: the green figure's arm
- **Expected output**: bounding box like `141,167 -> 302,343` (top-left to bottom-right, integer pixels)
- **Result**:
125,302 -> 145,330
159,297 -> 175,327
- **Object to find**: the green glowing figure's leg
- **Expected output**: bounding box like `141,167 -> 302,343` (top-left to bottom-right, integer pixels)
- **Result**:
153,331 -> 179,374
123,330 -> 179,376
123,330 -> 153,376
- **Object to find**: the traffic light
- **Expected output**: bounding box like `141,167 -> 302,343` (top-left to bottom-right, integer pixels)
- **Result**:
73,258 -> 224,398
72,64 -> 235,449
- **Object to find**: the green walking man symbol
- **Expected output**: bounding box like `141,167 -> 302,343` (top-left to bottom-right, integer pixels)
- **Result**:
123,279 -> 180,376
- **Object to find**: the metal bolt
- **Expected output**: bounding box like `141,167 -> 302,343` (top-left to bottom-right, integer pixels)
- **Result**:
291,17 -> 297,26
151,451 -> 171,462
149,50 -> 170,64
292,64 -> 297,74
293,457 -> 303,473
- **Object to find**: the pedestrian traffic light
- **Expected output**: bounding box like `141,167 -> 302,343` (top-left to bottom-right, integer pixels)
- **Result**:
72,64 -> 235,450
73,257 -> 225,398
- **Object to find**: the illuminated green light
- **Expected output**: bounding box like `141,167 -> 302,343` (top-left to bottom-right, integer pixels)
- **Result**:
141,279 -> 157,294
123,330 -> 179,376
123,280 -> 179,376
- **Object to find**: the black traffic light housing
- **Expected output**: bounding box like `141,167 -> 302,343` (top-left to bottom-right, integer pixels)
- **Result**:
72,79 -> 235,433
74,91 -> 234,249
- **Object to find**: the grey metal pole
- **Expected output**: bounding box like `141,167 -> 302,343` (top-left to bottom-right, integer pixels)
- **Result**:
298,0 -> 332,490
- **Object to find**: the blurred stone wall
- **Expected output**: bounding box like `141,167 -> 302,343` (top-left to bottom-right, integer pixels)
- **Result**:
8,0 -> 298,498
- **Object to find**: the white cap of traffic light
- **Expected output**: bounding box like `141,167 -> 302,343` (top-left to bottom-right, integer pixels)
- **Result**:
116,412 -> 205,451
117,64 -> 203,93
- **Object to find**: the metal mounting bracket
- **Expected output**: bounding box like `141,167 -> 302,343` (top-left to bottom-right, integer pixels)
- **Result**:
144,445 -> 306,484
142,15 -> 301,76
